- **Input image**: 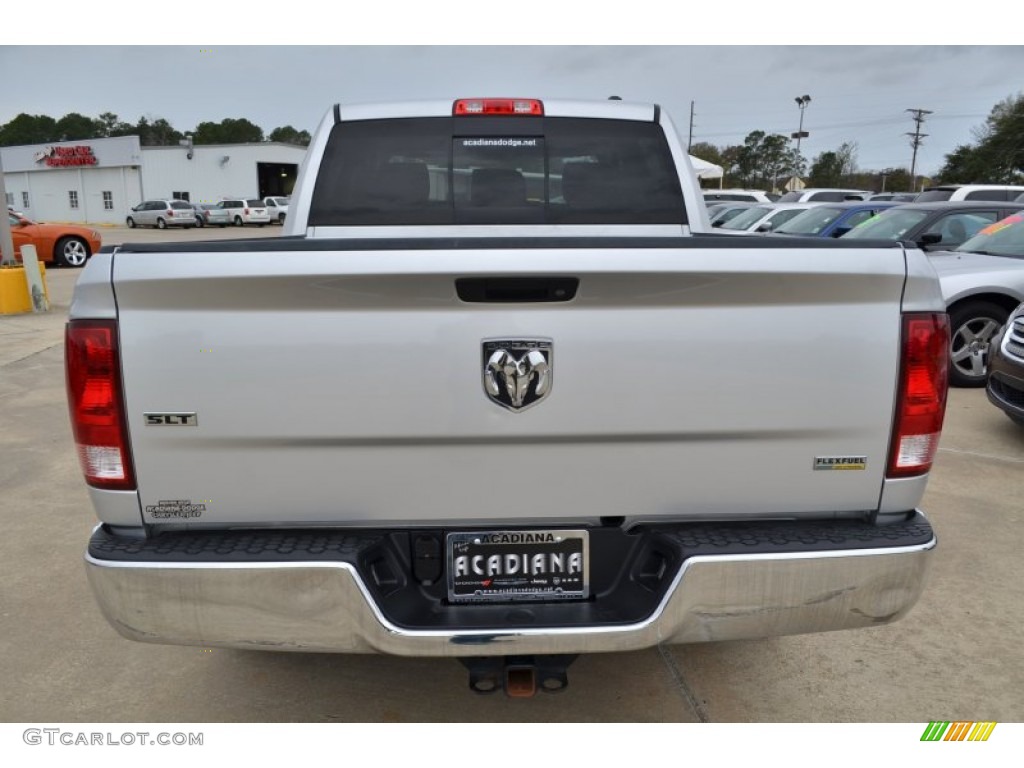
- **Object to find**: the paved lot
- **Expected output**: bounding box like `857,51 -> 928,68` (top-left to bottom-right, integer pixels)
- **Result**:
1,233 -> 1022,722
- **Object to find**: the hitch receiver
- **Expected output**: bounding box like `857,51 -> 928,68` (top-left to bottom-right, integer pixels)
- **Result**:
461,655 -> 578,697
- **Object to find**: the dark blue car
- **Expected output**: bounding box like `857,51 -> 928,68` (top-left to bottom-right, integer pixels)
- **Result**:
770,201 -> 900,238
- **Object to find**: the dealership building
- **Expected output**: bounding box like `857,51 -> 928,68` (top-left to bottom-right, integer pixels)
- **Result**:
2,136 -> 306,225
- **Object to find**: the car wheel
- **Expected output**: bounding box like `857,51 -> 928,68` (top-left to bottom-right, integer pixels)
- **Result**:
126,217 -> 136,228
195,216 -> 205,228
55,236 -> 89,268
258,224 -> 265,228
278,214 -> 286,225
157,218 -> 167,230
234,216 -> 243,227
948,301 -> 1009,388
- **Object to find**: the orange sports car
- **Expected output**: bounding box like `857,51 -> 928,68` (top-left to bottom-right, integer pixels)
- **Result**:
4,212 -> 102,268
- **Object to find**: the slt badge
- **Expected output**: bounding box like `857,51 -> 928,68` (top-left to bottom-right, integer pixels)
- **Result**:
482,339 -> 553,412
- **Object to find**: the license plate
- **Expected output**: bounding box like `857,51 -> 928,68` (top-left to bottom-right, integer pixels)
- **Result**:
446,529 -> 589,603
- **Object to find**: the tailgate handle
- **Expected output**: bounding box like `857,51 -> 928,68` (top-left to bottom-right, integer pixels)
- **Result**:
456,277 -> 579,303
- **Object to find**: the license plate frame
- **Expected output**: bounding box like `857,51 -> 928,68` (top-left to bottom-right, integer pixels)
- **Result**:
446,529 -> 590,603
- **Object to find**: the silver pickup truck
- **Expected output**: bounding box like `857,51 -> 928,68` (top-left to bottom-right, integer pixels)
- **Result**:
69,97 -> 950,696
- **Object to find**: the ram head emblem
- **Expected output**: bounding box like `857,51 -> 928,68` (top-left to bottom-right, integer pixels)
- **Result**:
482,339 -> 553,412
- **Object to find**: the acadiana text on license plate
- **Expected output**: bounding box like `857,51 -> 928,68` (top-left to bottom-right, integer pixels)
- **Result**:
446,530 -> 589,603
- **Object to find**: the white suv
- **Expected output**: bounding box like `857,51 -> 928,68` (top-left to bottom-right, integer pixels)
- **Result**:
917,185 -> 1024,202
702,189 -> 770,204
775,188 -> 869,202
218,198 -> 271,227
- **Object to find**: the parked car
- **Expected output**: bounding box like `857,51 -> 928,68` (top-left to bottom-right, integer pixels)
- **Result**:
193,203 -> 231,228
715,202 -> 823,233
775,188 -> 869,203
702,189 -> 770,204
916,184 -> 1024,203
263,196 -> 290,224
929,212 -> 1024,387
218,198 -> 270,227
840,201 -> 1024,251
707,201 -> 758,226
770,201 -> 899,238
126,200 -> 196,229
4,212 -> 101,268
986,301 -> 1024,427
867,192 -> 917,202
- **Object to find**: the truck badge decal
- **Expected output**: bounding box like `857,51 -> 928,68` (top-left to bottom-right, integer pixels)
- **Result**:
482,339 -> 553,412
814,456 -> 867,471
145,413 -> 198,426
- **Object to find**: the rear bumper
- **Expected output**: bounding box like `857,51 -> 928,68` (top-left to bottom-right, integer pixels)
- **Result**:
85,514 -> 935,657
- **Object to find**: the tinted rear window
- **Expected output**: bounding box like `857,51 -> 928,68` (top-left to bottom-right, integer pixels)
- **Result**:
964,189 -> 1010,201
309,116 -> 685,226
170,202 -> 193,210
916,189 -> 954,202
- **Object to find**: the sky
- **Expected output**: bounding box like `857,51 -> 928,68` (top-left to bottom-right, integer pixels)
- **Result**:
3,11 -> 1022,177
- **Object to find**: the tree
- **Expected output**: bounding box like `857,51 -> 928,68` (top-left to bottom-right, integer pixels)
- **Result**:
809,151 -> 843,187
937,93 -> 1024,183
0,113 -> 58,146
759,133 -> 795,191
96,112 -> 134,138
135,117 -> 183,146
193,118 -> 264,144
55,112 -> 100,141
269,125 -> 311,146
836,141 -> 858,178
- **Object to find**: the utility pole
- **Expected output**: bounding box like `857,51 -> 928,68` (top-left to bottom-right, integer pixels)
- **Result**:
688,101 -> 695,152
906,108 -> 932,192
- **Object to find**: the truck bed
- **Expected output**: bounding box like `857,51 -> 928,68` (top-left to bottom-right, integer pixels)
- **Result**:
95,235 -> 911,529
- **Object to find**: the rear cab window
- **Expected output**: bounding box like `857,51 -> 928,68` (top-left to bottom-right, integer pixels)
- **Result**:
309,116 -> 685,226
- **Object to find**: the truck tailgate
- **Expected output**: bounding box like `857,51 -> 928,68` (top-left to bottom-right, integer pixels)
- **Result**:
112,242 -> 907,527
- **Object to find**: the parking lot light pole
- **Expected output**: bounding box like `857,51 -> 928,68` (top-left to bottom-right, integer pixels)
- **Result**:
793,95 -> 811,154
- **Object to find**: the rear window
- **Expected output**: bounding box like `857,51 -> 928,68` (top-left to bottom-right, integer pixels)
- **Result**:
247,199 -> 263,207
170,202 -> 193,210
964,189 -> 1010,201
309,117 -> 685,226
916,189 -> 955,202
704,193 -> 755,202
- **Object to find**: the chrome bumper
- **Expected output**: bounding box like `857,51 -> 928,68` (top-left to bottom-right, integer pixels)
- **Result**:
84,525 -> 935,657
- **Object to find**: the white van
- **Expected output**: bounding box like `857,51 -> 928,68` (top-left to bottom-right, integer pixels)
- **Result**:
916,185 -> 1024,202
775,188 -> 869,202
702,189 -> 771,204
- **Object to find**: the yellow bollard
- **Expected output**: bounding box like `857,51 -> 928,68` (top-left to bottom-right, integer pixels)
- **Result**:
0,262 -> 49,315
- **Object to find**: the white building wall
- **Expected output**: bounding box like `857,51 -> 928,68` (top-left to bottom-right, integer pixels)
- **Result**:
3,137 -> 303,224
140,144 -> 306,206
1,136 -> 143,224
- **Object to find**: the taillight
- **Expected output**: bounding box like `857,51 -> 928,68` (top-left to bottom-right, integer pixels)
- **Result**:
167,209 -> 174,217
887,313 -> 949,477
453,98 -> 544,116
65,320 -> 136,490
244,208 -> 250,215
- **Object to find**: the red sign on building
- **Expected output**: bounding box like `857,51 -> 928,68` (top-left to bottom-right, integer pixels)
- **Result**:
35,146 -> 98,167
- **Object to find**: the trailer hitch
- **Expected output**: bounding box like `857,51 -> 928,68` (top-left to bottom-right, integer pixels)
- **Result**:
461,655 -> 578,697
